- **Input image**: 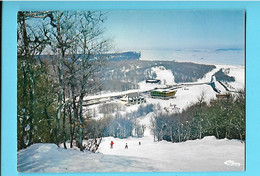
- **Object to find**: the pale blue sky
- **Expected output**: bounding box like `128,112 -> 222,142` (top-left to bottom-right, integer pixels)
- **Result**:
103,10 -> 245,51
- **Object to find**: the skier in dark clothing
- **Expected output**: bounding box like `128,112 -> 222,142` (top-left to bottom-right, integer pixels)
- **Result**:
125,143 -> 128,149
139,141 -> 141,145
110,141 -> 114,149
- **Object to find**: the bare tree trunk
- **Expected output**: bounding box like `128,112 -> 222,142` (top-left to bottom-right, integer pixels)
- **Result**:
178,125 -> 181,142
69,86 -> 78,148
199,122 -> 202,139
187,127 -> 190,140
28,62 -> 36,146
68,106 -> 73,148
21,14 -> 35,147
153,126 -> 156,142
44,105 -> 54,143
170,126 -> 173,143
62,93 -> 67,149
215,127 -> 219,139
56,11 -> 65,147
20,66 -> 28,149
78,93 -> 85,151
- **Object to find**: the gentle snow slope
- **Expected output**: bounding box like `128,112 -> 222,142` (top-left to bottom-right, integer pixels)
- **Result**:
18,136 -> 244,172
17,143 -> 155,172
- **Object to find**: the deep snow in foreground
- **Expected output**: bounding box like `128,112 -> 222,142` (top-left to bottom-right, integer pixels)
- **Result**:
18,136 -> 244,172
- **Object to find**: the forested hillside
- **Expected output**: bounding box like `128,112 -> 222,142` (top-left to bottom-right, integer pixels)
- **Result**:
152,91 -> 245,142
214,68 -> 235,82
100,60 -> 216,92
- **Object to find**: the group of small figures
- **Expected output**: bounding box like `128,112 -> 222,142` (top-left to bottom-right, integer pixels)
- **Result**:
110,141 -> 141,149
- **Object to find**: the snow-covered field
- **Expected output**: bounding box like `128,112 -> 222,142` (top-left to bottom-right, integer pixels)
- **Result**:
17,63 -> 245,173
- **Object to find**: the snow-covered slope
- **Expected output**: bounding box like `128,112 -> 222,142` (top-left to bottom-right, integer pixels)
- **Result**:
17,143 -> 156,172
151,66 -> 175,85
18,136 -> 244,172
98,136 -> 244,172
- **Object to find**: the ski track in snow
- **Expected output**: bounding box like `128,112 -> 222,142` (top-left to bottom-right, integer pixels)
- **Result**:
17,64 -> 245,173
151,66 -> 175,85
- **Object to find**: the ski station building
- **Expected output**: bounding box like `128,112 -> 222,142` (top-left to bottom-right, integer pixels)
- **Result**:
120,92 -> 146,105
150,89 -> 177,99
146,79 -> 161,84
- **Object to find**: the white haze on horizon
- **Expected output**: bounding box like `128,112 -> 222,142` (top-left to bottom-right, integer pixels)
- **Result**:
135,48 -> 245,66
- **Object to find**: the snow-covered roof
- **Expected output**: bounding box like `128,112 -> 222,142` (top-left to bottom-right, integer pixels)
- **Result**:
152,89 -> 176,93
127,92 -> 139,98
147,79 -> 160,82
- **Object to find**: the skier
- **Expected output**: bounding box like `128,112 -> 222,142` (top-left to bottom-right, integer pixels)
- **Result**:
110,141 -> 114,149
125,143 -> 128,149
83,144 -> 87,150
139,141 -> 141,145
